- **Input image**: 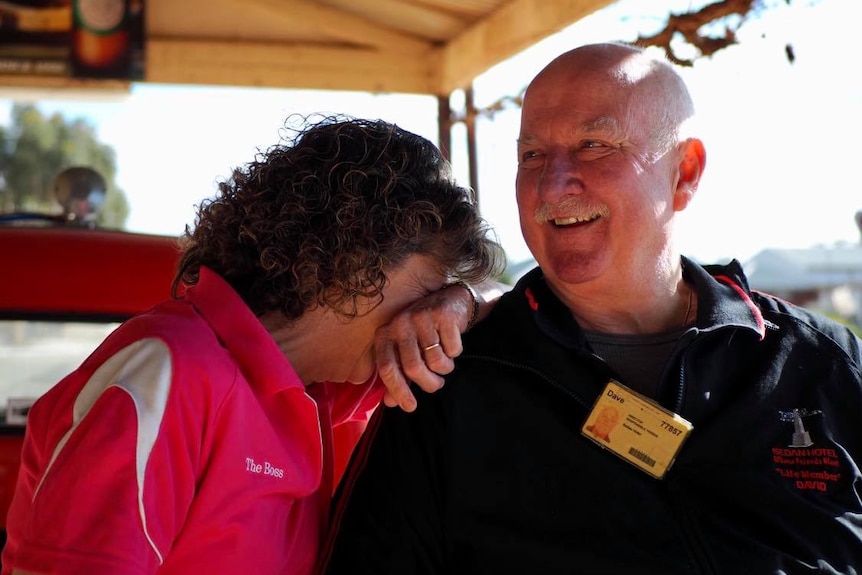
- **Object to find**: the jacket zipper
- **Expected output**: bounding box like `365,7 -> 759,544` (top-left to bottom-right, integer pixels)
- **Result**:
666,330 -> 717,575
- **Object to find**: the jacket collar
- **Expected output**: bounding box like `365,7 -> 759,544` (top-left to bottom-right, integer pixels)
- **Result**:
517,256 -> 767,344
686,256 -> 766,340
184,266 -> 305,396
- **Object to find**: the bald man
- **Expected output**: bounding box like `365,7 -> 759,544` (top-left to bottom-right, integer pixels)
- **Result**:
319,43 -> 862,574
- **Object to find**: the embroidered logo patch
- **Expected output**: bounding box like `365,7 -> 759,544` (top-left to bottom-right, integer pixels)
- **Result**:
778,408 -> 821,447
772,408 -> 841,493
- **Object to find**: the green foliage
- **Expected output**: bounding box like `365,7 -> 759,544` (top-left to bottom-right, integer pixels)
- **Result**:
825,312 -> 862,338
0,103 -> 129,228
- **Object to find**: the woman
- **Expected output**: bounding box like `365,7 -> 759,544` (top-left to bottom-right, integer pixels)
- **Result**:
2,116 -> 503,575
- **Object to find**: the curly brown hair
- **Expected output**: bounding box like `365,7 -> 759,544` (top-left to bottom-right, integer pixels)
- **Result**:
173,115 -> 503,320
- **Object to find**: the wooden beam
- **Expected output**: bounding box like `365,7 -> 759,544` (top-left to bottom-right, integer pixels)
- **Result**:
437,0 -> 615,93
233,0 -> 432,53
317,0 -> 465,41
145,38 -> 441,94
0,0 -> 615,97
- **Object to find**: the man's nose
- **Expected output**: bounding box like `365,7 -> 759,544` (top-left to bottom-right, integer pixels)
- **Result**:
538,152 -> 582,200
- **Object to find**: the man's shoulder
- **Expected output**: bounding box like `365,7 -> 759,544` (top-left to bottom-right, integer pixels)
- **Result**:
743,291 -> 860,377
463,284 -> 533,348
755,291 -> 861,341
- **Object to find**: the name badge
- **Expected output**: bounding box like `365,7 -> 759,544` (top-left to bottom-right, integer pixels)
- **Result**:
581,380 -> 693,479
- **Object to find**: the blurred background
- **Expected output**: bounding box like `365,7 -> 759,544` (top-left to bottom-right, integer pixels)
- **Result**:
2,0 -> 861,327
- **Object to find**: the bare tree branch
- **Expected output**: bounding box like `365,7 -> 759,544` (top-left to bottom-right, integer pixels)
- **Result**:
477,0 -> 794,118
635,0 -> 759,66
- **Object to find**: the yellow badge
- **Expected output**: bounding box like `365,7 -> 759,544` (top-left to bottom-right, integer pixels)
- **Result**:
581,380 -> 693,479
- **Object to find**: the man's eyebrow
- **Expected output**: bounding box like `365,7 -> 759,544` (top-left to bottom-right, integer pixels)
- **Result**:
581,116 -> 620,134
517,117 -> 620,147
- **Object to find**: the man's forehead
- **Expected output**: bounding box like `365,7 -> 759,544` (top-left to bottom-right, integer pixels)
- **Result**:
580,116 -> 622,134
518,108 -> 624,140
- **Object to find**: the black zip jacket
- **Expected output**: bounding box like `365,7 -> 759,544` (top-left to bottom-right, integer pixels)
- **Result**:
320,258 -> 862,575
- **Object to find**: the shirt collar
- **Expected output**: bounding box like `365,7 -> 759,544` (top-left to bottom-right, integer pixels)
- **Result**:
518,256 -> 766,343
184,266 -> 305,396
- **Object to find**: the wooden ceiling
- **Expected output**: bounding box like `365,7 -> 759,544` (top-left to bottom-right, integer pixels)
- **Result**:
1,0 -> 616,96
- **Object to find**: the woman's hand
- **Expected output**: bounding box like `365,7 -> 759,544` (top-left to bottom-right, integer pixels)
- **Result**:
374,279 -> 506,412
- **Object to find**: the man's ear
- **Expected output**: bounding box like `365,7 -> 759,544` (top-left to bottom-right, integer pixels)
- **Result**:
673,138 -> 706,211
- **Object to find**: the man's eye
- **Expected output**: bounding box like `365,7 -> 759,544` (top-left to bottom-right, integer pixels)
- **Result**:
581,140 -> 603,149
520,150 -> 541,162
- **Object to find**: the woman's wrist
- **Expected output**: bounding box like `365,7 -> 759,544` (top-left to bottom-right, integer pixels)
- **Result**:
445,280 -> 480,331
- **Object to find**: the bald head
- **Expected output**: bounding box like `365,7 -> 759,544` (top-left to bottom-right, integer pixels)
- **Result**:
525,43 -> 696,155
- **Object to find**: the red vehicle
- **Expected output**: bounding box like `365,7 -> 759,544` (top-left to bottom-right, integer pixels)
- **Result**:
0,206 -> 181,554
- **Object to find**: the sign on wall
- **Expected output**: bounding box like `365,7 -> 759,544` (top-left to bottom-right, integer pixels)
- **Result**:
0,0 -> 145,80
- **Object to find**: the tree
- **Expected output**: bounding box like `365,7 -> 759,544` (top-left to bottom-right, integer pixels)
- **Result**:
0,103 -> 129,228
635,0 -> 805,66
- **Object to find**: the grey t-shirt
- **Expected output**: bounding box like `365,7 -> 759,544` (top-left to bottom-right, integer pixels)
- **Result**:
584,328 -> 688,398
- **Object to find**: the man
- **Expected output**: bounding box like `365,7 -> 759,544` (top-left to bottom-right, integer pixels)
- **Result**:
318,43 -> 862,574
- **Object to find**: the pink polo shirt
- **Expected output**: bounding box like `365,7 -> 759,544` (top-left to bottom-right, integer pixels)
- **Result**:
2,267 -> 381,575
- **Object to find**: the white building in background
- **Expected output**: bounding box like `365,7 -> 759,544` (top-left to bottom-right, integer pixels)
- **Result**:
743,241 -> 862,330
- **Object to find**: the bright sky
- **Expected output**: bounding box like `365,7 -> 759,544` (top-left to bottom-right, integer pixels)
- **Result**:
2,0 -> 860,268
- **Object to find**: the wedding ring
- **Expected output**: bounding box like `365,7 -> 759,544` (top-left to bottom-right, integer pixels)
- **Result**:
422,342 -> 442,352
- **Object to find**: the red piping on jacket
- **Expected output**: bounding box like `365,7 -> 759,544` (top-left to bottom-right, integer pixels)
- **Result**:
714,274 -> 766,340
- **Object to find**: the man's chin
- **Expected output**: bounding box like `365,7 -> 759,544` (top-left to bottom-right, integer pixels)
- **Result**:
546,254 -> 605,286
